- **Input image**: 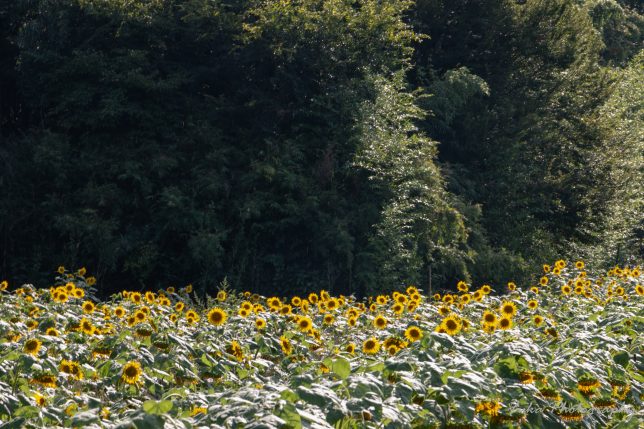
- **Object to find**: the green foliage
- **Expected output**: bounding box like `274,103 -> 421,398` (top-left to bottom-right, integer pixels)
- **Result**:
0,0 -> 641,296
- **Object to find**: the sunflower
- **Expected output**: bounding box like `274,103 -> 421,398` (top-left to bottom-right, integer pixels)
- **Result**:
82,300 -> 95,314
527,300 -> 538,310
0,280 -> 8,291
79,318 -> 94,335
577,377 -> 600,393
460,294 -> 471,305
543,264 -> 551,273
499,301 -> 517,318
267,297 -> 282,310
27,367 -> 55,387
130,292 -> 142,304
280,336 -> 293,356
347,317 -> 357,327
441,314 -> 461,336
280,304 -> 292,316
60,359 -> 83,380
121,361 -> 142,384
24,338 -> 42,356
323,314 -> 335,325
507,282 -> 516,291
575,260 -> 585,269
25,319 -> 38,330
362,337 -> 380,354
345,343 -> 356,354
226,340 -> 244,361
475,401 -> 501,417
297,316 -> 313,332
73,288 -> 84,298
539,276 -> 548,286
481,285 -> 492,294
33,392 -> 47,407
376,295 -> 388,305
481,311 -> 497,326
438,306 -> 450,316
114,306 -> 125,318
482,323 -> 496,334
255,318 -> 267,330
533,314 -> 544,326
326,298 -> 339,311
391,303 -> 404,315
45,328 -> 59,336
498,317 -> 513,330
457,281 -> 468,292
404,326 -> 423,342
190,406 -> 207,416
86,276 -> 96,286
207,308 -> 227,326
472,291 -> 483,302
133,310 -> 147,324
166,286 -> 175,294
561,285 -> 572,295
373,315 -> 388,329
636,285 -> 644,296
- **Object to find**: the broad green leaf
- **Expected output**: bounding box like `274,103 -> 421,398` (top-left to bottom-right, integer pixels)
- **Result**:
142,400 -> 173,415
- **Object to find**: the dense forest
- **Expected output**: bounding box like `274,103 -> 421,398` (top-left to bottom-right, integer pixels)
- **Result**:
0,0 -> 642,297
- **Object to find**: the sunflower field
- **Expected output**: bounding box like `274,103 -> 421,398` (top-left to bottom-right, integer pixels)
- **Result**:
0,261 -> 642,428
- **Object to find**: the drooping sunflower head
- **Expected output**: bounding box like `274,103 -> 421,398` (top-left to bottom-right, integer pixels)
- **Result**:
121,361 -> 142,384
207,308 -> 227,326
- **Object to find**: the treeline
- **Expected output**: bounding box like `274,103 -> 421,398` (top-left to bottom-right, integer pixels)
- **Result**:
0,0 -> 642,297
